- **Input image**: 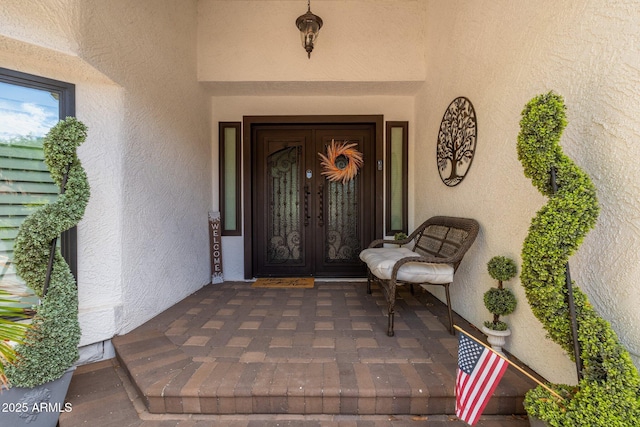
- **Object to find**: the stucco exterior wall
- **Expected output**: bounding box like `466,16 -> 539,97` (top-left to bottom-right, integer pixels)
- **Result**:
0,0 -> 80,55
2,0 -> 638,386
0,36 -> 126,350
77,0 -> 212,334
416,0 -> 640,383
0,0 -> 212,351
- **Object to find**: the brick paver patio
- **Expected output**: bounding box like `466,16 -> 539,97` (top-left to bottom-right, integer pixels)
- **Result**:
60,281 -> 539,426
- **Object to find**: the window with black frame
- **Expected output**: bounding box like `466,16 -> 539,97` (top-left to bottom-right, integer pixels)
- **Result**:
0,68 -> 76,309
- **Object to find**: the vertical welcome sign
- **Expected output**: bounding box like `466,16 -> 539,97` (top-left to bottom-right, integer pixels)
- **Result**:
209,211 -> 224,284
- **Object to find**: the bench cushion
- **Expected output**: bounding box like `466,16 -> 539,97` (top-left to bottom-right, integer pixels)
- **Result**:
359,247 -> 454,284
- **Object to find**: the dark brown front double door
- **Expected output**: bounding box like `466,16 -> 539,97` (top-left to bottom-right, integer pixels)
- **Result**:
252,124 -> 376,277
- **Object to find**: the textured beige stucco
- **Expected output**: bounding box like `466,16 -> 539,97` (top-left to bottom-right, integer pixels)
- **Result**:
0,35 -> 126,347
1,0 -> 638,386
198,0 -> 426,83
0,0 -> 212,344
415,0 -> 640,383
76,0 -> 212,334
0,0 -> 80,55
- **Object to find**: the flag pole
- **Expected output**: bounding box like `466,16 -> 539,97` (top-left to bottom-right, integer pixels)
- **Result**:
454,325 -> 564,401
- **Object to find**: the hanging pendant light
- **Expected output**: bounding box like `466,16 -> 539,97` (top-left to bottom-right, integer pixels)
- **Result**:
296,0 -> 323,58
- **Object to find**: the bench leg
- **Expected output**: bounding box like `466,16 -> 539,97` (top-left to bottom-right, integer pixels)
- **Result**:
387,309 -> 395,337
366,270 -> 372,294
444,283 -> 454,335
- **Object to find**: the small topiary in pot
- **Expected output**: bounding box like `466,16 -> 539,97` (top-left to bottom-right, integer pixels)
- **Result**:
483,256 -> 518,331
394,232 -> 407,241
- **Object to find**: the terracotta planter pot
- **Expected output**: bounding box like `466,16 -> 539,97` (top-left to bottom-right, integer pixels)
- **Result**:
0,367 -> 75,427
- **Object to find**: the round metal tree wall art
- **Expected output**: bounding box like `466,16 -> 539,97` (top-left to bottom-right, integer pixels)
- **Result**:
437,97 -> 477,186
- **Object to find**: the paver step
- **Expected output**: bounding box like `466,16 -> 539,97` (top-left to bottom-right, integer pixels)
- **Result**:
109,283 -> 536,417
60,359 -> 530,426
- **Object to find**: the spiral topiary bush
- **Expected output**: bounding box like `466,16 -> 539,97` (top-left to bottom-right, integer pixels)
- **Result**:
517,92 -> 640,426
5,117 -> 90,388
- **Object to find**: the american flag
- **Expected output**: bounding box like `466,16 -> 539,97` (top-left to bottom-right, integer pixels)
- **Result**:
455,331 -> 508,425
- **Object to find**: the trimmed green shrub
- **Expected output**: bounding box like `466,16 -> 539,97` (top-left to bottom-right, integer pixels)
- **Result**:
483,256 -> 517,331
517,92 -> 640,426
487,256 -> 518,282
5,117 -> 90,388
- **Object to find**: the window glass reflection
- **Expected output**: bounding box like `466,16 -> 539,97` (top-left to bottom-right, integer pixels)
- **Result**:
0,81 -> 61,307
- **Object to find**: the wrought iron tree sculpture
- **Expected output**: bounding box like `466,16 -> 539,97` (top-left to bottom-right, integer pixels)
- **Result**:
437,97 -> 477,186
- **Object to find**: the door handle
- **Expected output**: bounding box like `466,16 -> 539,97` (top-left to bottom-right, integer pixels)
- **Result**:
317,183 -> 324,227
304,184 -> 311,226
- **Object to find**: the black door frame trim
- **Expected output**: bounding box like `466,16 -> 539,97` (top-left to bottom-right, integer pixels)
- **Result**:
242,115 -> 384,279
